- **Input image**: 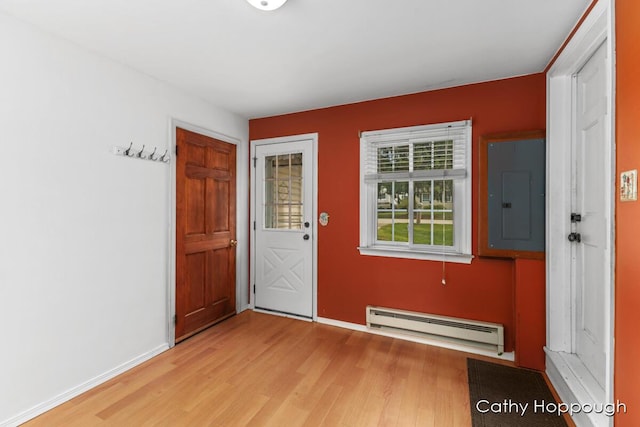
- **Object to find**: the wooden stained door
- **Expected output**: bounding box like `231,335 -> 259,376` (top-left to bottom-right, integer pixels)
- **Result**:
176,128 -> 236,342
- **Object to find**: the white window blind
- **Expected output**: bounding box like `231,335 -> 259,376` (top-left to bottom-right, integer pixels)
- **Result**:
362,120 -> 470,182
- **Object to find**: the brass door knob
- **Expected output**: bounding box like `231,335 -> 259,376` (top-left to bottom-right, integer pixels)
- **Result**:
229,239 -> 238,247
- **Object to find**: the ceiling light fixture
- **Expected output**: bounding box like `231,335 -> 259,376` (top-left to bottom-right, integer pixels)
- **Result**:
245,0 -> 288,11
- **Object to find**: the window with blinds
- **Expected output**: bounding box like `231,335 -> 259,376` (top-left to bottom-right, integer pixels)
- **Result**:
358,120 -> 473,263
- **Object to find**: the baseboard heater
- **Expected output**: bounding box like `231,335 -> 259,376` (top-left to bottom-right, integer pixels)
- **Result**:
366,306 -> 504,355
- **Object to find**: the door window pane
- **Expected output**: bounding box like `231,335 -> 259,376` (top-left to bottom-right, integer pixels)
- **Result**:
264,153 -> 304,229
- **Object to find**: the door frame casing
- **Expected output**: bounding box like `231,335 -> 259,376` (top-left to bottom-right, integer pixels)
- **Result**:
545,1 -> 615,426
250,133 -> 319,320
167,119 -> 248,348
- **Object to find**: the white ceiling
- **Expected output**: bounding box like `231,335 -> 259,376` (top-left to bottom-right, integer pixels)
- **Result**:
0,0 -> 590,119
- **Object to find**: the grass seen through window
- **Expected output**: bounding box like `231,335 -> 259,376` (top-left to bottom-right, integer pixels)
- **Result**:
377,223 -> 453,246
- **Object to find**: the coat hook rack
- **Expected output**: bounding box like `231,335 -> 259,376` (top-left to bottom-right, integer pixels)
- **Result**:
112,143 -> 171,164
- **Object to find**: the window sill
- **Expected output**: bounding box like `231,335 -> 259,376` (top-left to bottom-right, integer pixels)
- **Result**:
357,246 -> 474,264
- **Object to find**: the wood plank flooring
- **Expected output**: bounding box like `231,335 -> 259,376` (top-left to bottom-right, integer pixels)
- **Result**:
23,311 -> 564,426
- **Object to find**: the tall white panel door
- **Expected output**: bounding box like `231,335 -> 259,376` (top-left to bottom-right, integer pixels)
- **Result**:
572,41 -> 608,389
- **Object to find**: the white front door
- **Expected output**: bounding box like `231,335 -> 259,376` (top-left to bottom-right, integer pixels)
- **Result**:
572,41 -> 608,389
255,140 -> 313,318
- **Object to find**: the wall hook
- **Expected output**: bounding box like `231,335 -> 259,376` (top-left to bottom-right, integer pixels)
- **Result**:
160,149 -> 169,162
149,146 -> 158,161
125,142 -> 133,156
137,144 -> 145,158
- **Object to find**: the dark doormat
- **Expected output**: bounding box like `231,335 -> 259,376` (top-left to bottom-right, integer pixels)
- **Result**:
467,358 -> 569,427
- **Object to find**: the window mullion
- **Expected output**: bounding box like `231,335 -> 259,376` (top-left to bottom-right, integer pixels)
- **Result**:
431,141 -> 435,170
408,144 -> 414,246
287,154 -> 292,229
430,179 -> 435,245
275,156 -> 279,228
371,181 -> 378,245
408,180 -> 414,246
391,181 -> 396,242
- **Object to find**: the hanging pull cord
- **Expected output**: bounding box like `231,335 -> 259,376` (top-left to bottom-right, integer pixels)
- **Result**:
441,253 -> 446,285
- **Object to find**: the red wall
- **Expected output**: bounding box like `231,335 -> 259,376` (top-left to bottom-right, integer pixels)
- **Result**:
615,0 -> 640,424
514,259 -> 546,370
250,74 -> 546,353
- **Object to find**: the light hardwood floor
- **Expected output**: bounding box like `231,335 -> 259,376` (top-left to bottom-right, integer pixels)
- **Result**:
23,311 -> 563,426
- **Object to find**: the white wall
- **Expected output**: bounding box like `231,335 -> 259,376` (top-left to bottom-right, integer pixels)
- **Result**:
0,12 -> 249,425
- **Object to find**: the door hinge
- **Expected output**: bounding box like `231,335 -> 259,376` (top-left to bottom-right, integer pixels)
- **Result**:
253,157 -> 257,167
175,145 -> 179,156
253,284 -> 256,294
253,221 -> 256,230
173,314 -> 177,326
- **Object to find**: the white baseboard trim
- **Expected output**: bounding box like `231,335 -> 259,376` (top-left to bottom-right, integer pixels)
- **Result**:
316,316 -> 515,362
1,344 -> 169,427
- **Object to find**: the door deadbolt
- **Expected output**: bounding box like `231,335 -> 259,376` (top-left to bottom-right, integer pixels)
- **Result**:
567,232 -> 581,243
